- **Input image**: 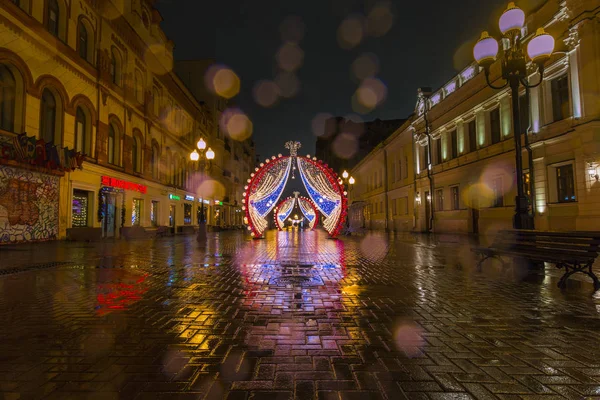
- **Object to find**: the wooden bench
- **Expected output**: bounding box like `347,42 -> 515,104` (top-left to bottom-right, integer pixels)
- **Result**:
472,230 -> 600,291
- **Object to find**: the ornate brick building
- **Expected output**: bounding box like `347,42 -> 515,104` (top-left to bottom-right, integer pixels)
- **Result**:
0,0 -> 254,243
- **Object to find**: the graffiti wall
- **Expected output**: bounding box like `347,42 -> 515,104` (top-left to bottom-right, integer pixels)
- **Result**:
0,165 -> 59,243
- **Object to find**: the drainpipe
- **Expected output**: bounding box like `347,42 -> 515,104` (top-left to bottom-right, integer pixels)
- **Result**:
524,86 -> 536,218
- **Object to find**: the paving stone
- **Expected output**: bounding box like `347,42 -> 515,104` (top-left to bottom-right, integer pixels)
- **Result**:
0,230 -> 598,399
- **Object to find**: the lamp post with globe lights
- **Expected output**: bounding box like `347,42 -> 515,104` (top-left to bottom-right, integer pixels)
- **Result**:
473,2 -> 555,229
190,137 -> 215,242
339,171 -> 356,231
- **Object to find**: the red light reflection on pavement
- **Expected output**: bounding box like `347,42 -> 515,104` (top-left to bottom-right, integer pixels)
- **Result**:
95,273 -> 149,316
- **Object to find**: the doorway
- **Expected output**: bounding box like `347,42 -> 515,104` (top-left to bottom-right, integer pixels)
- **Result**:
425,190 -> 431,232
169,205 -> 176,234
103,192 -> 117,238
471,194 -> 479,234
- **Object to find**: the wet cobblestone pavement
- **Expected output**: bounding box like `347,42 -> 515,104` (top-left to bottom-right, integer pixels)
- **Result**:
0,230 -> 599,400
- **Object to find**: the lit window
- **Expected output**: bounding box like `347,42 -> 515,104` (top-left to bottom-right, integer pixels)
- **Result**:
557,165 -> 576,203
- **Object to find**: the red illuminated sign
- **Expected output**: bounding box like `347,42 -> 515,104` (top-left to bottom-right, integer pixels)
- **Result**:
101,176 -> 147,194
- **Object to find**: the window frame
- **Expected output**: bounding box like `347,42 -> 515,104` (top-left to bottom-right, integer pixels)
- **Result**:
490,107 -> 501,144
451,186 -> 460,210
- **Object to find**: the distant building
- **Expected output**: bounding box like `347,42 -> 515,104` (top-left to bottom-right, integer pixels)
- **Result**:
176,60 -> 256,227
315,117 -> 406,175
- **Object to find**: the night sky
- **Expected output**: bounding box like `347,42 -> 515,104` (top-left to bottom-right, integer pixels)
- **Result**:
156,0 -> 517,159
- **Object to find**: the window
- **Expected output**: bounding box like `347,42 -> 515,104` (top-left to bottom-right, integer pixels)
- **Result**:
72,189 -> 90,227
391,199 -> 397,215
135,70 -> 144,103
0,65 -> 16,132
40,89 -> 57,144
132,136 -> 141,173
403,155 -> 408,179
435,138 -> 442,164
420,144 -> 429,171
492,177 -> 503,207
153,87 -> 160,115
557,164 -> 576,203
450,130 -> 458,159
47,0 -> 59,37
436,189 -> 444,211
390,161 -> 396,182
151,201 -> 159,226
78,23 -> 88,60
151,144 -> 159,179
468,120 -> 477,152
75,107 -> 88,154
490,108 -> 501,144
380,201 -> 383,214
551,74 -> 571,122
184,203 -> 192,225
110,49 -> 122,86
132,199 -> 142,226
108,123 -> 120,165
451,186 -> 459,210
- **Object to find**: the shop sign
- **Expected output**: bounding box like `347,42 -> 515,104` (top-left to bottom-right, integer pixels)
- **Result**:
185,195 -> 194,201
203,199 -> 210,204
1,133 -> 84,171
169,194 -> 180,201
101,176 -> 147,194
214,200 -> 223,206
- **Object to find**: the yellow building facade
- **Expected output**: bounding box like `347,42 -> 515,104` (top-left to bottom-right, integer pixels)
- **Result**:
350,0 -> 600,236
0,0 -> 253,243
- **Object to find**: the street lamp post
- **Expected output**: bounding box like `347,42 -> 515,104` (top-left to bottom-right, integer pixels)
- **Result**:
339,171 -> 355,232
473,2 -> 554,230
190,138 -> 215,243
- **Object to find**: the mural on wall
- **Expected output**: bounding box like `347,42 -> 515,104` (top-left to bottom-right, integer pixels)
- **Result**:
0,166 -> 59,243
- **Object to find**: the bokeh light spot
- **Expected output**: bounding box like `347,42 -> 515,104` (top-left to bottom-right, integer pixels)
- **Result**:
205,65 -> 240,99
352,53 -> 379,81
145,43 -> 173,76
394,322 -> 425,358
277,42 -> 304,72
338,15 -> 364,49
311,113 -> 334,137
359,233 -> 389,263
220,108 -> 253,141
280,15 -> 305,43
366,2 -> 394,37
275,72 -> 300,98
333,133 -> 359,160
253,80 -> 280,108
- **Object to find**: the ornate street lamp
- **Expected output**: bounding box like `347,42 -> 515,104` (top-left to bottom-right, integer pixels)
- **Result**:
189,137 -> 215,242
473,2 -> 554,229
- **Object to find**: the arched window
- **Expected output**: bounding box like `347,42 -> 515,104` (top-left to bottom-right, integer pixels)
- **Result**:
110,48 -> 122,86
141,10 -> 150,29
135,70 -> 144,103
132,135 -> 142,173
40,89 -> 57,144
151,143 -> 159,179
47,0 -> 59,37
153,87 -> 160,116
78,22 -> 88,60
108,121 -> 120,165
0,65 -> 16,132
75,107 -> 89,154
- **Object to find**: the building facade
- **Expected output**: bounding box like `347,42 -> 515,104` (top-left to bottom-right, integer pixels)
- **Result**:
0,0 -> 253,244
350,0 -> 600,236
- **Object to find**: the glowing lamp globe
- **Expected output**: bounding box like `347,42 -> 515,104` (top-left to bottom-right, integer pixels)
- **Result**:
473,31 -> 499,67
349,176 -> 355,185
527,28 -> 554,64
205,148 -> 215,160
499,2 -> 525,35
342,170 -> 349,179
197,138 -> 207,150
190,149 -> 200,161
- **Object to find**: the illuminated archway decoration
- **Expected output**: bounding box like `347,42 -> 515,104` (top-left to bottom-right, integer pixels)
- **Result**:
244,142 -> 347,238
274,193 -> 320,231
